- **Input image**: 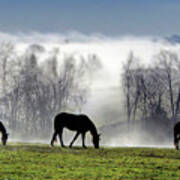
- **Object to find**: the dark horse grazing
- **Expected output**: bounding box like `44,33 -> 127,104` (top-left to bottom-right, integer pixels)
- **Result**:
0,121 -> 8,145
174,121 -> 180,150
51,112 -> 100,148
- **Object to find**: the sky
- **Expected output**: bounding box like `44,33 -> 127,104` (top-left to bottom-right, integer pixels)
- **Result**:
0,0 -> 180,36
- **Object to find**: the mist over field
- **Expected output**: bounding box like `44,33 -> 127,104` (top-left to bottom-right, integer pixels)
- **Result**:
1,32 -> 180,147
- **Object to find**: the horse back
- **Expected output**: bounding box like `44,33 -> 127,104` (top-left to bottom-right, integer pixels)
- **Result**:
54,113 -> 93,132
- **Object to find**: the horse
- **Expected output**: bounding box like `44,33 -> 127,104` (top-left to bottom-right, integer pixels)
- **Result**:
174,121 -> 180,150
0,121 -> 8,145
50,112 -> 100,149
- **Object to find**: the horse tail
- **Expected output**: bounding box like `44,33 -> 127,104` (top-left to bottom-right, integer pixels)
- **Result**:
54,115 -> 59,132
50,115 -> 60,147
174,130 -> 177,143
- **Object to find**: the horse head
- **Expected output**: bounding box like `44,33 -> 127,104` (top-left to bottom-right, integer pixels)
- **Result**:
92,133 -> 101,149
2,133 -> 9,146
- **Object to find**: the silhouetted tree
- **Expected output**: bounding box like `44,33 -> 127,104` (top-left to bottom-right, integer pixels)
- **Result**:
155,50 -> 179,124
0,43 -> 101,138
121,50 -> 179,134
122,52 -> 141,128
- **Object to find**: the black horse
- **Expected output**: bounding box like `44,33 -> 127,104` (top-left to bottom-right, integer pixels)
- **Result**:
0,121 -> 8,145
51,112 -> 100,148
174,121 -> 180,150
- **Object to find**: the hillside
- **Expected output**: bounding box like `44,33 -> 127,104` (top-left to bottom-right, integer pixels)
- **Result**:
0,143 -> 179,179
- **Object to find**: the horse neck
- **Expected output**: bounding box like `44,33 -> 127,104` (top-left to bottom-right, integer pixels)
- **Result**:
0,122 -> 6,135
89,123 -> 98,137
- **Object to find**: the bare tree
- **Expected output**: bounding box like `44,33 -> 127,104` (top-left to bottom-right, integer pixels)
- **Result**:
121,50 -> 174,131
122,52 -> 140,128
0,41 -> 102,138
155,50 -> 179,123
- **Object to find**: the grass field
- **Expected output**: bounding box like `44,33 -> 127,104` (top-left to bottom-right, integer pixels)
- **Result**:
0,143 -> 180,179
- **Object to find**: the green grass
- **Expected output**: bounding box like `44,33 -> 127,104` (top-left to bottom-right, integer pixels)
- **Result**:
0,144 -> 180,179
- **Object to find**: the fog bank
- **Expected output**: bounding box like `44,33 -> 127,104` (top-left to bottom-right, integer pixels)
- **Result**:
1,32 -> 179,147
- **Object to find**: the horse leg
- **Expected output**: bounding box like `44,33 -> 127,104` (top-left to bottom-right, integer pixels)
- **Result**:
58,129 -> 65,148
51,131 -> 57,147
69,132 -> 80,148
82,132 -> 87,149
177,134 -> 180,150
174,133 -> 180,150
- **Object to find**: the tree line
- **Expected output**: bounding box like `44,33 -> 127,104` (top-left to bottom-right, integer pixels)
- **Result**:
0,41 -> 178,139
0,42 -> 101,138
122,50 -> 180,137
